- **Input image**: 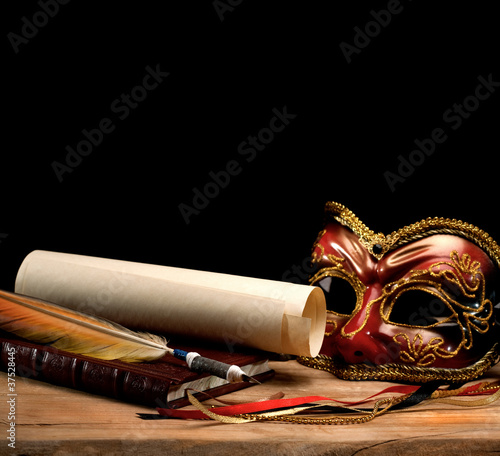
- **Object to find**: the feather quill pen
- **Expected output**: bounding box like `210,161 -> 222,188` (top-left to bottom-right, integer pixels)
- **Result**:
0,289 -> 257,383
0,289 -> 172,362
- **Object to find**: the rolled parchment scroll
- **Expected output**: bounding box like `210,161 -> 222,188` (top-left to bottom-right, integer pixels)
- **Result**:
14,251 -> 326,357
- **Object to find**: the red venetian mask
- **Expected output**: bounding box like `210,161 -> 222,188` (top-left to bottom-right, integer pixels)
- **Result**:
299,202 -> 500,383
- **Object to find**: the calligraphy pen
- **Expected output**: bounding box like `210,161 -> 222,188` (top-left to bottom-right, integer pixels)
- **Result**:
0,290 -> 259,384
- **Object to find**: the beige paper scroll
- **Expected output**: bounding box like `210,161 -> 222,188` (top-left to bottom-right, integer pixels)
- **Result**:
14,250 -> 326,357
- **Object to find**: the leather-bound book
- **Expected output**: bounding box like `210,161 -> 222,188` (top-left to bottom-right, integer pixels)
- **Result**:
0,334 -> 273,408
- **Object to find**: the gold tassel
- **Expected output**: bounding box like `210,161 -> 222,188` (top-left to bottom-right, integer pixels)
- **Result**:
0,289 -> 172,362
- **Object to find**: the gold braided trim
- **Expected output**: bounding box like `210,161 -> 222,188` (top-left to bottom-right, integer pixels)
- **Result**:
430,382 -> 500,407
237,394 -> 408,425
297,343 -> 499,384
324,201 -> 500,268
431,381 -> 500,399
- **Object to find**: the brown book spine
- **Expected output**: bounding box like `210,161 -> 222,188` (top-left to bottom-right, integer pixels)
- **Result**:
0,338 -> 175,407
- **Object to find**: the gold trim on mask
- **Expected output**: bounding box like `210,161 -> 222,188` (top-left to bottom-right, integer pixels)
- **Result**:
311,249 -> 495,366
309,254 -> 366,318
380,250 -> 494,363
324,319 -> 337,337
394,333 -> 457,367
324,201 -> 500,268
297,343 -> 499,384
312,249 -> 494,352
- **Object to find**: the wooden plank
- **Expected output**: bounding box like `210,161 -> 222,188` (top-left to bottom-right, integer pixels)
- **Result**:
1,360 -> 499,455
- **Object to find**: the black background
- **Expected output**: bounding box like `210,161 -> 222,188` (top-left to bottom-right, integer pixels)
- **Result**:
2,1 -> 499,291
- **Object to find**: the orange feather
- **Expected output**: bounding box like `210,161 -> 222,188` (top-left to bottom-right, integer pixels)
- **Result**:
0,289 -> 172,362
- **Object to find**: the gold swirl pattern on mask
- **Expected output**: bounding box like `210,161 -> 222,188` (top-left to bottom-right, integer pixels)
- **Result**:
381,250 -> 494,364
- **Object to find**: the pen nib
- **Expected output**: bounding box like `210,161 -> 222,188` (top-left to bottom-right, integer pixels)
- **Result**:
242,374 -> 261,384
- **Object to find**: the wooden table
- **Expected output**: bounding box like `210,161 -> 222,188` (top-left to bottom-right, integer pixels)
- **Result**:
1,360 -> 499,455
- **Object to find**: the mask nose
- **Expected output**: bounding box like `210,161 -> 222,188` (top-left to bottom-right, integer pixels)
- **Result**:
335,332 -> 396,365
334,284 -> 401,365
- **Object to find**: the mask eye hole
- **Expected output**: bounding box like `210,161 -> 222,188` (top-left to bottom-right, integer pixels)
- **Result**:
316,275 -> 358,316
387,289 -> 454,327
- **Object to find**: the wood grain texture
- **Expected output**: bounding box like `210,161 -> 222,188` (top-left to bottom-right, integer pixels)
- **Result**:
1,360 -> 499,455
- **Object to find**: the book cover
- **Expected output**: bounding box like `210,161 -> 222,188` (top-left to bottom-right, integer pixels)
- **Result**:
0,333 -> 274,408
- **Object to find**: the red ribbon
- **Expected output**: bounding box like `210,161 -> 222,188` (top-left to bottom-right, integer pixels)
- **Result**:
157,385 -> 420,420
